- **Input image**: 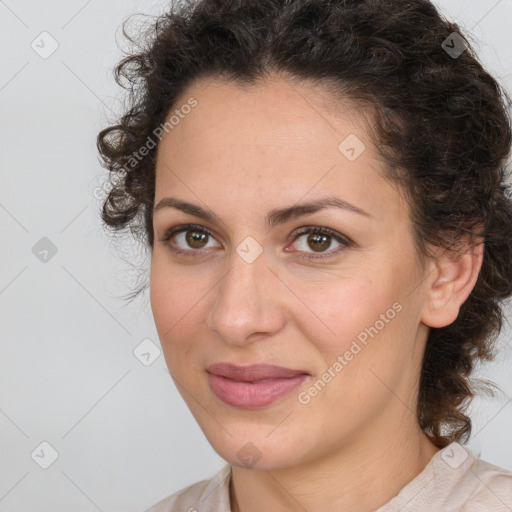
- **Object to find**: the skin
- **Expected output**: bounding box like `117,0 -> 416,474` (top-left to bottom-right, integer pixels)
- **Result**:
149,73 -> 484,512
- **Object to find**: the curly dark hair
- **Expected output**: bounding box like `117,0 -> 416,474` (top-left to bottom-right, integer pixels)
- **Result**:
97,0 -> 512,448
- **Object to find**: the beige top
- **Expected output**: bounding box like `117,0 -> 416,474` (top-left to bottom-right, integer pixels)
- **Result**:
145,442 -> 512,511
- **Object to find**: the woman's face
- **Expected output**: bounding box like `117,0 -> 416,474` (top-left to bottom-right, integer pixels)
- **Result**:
150,75 -> 433,470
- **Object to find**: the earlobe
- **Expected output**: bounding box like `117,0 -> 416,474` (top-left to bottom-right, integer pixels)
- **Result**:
420,236 -> 484,329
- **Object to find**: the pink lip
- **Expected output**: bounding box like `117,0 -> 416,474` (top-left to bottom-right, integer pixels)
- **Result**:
206,363 -> 310,409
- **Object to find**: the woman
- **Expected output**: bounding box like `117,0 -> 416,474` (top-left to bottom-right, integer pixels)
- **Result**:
97,0 -> 512,510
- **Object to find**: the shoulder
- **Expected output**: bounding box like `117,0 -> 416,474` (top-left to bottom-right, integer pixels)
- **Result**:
143,464 -> 232,512
377,442 -> 512,512
462,456 -> 512,511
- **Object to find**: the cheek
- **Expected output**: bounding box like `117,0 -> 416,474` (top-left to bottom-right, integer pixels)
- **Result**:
149,258 -> 212,367
150,259 -> 194,344
288,272 -> 394,347
307,282 -> 419,407
291,266 -> 417,393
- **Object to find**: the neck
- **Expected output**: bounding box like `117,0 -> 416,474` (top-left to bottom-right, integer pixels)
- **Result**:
229,422 -> 440,512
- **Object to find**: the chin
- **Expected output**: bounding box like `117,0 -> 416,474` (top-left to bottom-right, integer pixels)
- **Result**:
205,427 -> 309,471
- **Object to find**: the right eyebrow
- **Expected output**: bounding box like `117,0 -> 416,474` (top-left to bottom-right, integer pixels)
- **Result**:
153,195 -> 373,230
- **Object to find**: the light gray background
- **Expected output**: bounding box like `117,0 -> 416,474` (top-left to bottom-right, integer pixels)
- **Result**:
0,1 -> 511,510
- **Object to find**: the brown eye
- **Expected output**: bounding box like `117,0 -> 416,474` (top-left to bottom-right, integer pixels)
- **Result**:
160,225 -> 220,257
185,230 -> 209,249
305,233 -> 332,252
160,224 -> 351,260
290,226 -> 351,260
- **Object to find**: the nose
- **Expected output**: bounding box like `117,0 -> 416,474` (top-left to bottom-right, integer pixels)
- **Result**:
206,248 -> 286,347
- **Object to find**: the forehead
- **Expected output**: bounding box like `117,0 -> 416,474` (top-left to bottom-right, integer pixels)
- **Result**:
170,73 -> 365,141
153,74 -> 406,223
157,75 -> 370,174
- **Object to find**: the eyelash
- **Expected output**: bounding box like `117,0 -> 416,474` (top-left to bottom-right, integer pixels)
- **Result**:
159,224 -> 352,261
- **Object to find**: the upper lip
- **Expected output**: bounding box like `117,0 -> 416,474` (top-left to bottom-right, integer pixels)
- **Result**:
206,363 -> 310,382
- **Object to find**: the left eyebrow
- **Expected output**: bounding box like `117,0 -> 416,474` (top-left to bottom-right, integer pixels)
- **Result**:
265,196 -> 373,228
153,195 -> 373,230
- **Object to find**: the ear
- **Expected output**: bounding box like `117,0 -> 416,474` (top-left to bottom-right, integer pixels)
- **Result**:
420,233 -> 484,329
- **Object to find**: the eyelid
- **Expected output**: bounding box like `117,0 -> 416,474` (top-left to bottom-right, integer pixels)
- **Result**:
159,223 -> 352,258
290,225 -> 353,247
159,223 -> 222,244
159,224 -> 222,257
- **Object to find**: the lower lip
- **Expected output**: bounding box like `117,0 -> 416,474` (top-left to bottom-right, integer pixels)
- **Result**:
208,373 -> 309,409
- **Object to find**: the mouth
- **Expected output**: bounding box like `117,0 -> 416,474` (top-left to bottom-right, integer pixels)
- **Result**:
206,363 -> 310,408
206,362 -> 310,381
